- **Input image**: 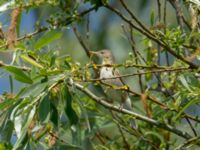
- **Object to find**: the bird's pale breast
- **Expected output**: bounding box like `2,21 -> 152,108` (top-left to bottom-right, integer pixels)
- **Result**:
100,67 -> 127,103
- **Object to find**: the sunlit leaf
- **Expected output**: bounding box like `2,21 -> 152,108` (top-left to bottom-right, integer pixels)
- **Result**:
13,106 -> 36,150
21,55 -> 44,69
17,82 -> 48,98
179,75 -> 193,92
34,30 -> 62,50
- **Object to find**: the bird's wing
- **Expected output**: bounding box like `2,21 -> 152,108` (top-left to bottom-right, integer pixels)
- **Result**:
112,68 -> 126,86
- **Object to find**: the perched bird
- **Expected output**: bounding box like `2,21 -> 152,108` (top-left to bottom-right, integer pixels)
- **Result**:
90,49 -> 137,129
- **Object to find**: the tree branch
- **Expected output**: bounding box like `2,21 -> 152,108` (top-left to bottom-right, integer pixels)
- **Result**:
71,82 -> 192,140
174,136 -> 200,150
72,26 -> 91,57
0,60 -> 31,71
105,4 -> 198,69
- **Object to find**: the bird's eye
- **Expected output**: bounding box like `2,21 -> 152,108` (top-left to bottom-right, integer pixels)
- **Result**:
100,51 -> 104,54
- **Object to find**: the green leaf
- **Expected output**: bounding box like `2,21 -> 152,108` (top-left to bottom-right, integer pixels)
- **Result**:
179,75 -> 192,92
34,30 -> 62,50
49,145 -> 82,150
21,55 -> 44,69
144,131 -> 164,144
17,82 -> 48,98
1,120 -> 14,142
173,99 -> 200,121
13,106 -> 36,150
4,66 -> 33,84
150,10 -> 155,26
0,99 -> 15,110
64,86 -> 78,125
39,95 -> 50,124
191,32 -> 200,37
50,103 -> 58,127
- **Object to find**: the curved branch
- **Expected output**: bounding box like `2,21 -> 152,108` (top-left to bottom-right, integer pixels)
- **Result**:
72,82 -> 192,140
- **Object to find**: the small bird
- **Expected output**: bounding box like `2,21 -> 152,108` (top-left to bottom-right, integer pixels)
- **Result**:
89,49 -> 137,129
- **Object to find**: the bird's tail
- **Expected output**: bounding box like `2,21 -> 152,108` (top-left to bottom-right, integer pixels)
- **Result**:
123,97 -> 138,129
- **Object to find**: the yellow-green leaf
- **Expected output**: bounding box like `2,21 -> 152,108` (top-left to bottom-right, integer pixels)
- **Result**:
21,55 -> 44,69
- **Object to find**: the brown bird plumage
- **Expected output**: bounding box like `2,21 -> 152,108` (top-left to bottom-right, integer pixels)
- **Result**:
90,49 -> 137,128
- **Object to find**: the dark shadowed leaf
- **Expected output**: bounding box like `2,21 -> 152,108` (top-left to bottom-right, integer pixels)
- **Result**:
64,86 -> 78,125
50,103 -> 59,127
39,95 -> 50,124
1,120 -> 14,142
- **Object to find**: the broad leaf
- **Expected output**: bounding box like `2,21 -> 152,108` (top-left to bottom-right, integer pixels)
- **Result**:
1,120 -> 14,142
13,106 -> 36,150
39,95 -> 50,124
50,103 -> 58,127
4,66 -> 33,84
17,82 -> 48,98
64,86 -> 78,125
173,99 -> 200,121
34,30 -> 62,50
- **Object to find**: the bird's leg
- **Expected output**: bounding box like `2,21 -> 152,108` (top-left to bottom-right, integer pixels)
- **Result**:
119,103 -> 124,111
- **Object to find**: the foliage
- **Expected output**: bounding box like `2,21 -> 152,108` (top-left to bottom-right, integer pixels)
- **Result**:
0,0 -> 200,149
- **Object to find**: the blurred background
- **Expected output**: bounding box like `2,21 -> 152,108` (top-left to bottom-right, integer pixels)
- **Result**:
1,1 -> 200,149
0,0 -> 179,94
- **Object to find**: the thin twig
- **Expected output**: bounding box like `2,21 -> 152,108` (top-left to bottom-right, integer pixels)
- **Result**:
73,26 -> 90,57
110,111 -> 131,150
94,132 -> 106,145
85,67 -> 191,81
105,4 -> 198,69
185,117 -> 197,136
0,60 -> 31,71
119,0 -> 154,37
168,0 -> 184,30
174,136 -> 200,150
157,0 -> 161,22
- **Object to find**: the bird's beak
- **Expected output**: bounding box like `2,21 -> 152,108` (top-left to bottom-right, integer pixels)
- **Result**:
89,51 -> 99,56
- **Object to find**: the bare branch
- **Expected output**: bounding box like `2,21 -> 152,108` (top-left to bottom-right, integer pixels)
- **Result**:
174,136 -> 200,150
72,26 -> 91,57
